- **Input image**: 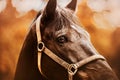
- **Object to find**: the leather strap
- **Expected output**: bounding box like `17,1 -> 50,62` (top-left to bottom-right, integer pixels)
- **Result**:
36,15 -> 44,76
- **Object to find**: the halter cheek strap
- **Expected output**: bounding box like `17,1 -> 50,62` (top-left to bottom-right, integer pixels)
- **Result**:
36,15 -> 44,76
36,15 -> 106,80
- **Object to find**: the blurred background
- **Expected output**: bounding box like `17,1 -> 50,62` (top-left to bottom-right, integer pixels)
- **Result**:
0,0 -> 120,80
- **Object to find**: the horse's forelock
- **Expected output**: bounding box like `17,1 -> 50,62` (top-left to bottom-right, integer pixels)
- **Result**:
52,7 -> 80,31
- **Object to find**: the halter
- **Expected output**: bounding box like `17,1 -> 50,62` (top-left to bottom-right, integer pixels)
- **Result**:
36,15 -> 105,80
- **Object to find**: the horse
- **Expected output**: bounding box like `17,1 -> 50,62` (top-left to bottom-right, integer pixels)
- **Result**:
14,0 -> 119,80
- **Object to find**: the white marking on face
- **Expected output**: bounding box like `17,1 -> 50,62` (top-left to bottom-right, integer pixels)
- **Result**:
55,27 -> 69,37
71,25 -> 90,40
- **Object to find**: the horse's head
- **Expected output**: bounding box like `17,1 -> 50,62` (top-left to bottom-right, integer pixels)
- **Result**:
40,0 -> 93,64
36,0 -> 118,80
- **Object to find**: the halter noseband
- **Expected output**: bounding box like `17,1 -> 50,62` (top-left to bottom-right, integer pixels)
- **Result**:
36,15 -> 105,80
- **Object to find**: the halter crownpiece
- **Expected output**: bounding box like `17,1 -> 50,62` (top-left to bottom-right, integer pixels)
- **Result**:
36,15 -> 106,80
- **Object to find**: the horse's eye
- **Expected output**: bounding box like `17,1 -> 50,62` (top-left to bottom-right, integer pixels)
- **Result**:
57,35 -> 68,43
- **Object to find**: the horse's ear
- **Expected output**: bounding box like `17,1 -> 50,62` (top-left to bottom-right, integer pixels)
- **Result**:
66,0 -> 77,11
42,0 -> 57,21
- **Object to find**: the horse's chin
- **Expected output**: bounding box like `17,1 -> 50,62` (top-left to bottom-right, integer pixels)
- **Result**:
75,60 -> 119,80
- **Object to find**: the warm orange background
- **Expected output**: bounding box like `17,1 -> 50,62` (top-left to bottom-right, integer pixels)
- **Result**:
0,0 -> 120,80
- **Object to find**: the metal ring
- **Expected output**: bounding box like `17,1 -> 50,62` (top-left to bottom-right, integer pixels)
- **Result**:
37,41 -> 45,52
68,64 -> 78,75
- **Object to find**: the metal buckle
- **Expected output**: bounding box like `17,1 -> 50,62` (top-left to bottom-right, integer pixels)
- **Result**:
37,41 -> 45,52
68,64 -> 78,75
